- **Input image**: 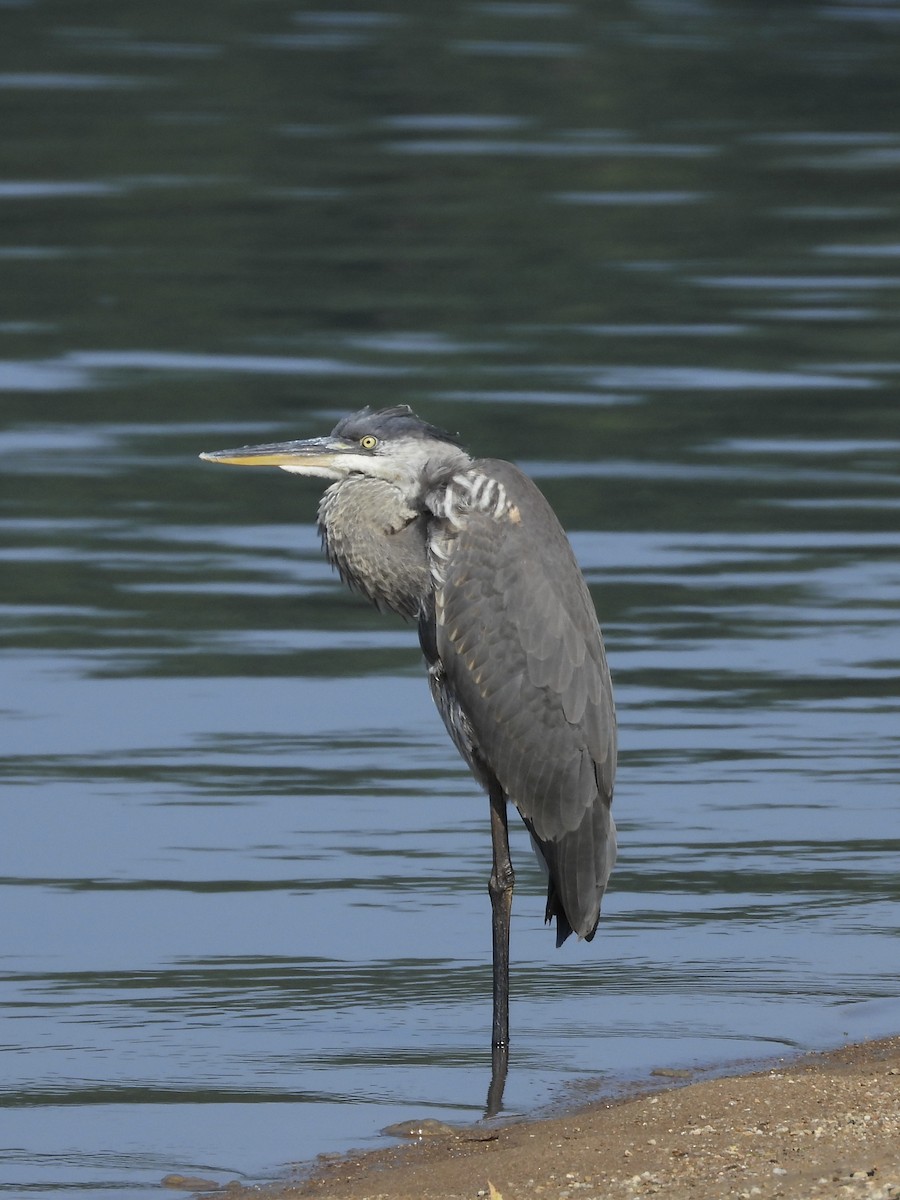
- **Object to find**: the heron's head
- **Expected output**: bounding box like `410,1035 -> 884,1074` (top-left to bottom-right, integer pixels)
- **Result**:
200,405 -> 469,491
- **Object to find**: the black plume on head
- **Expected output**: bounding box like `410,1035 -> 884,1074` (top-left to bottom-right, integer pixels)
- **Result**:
331,405 -> 463,448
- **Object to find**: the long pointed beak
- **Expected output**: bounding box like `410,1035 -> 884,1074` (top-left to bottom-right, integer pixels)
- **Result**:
199,436 -> 356,471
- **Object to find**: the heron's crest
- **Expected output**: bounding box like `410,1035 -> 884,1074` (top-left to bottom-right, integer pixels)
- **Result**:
332,405 -> 463,449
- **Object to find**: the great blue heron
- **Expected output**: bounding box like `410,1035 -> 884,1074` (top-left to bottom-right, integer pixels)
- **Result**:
200,405 -> 616,1106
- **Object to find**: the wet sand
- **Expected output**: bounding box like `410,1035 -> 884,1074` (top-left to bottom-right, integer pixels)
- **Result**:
181,1035 -> 900,1199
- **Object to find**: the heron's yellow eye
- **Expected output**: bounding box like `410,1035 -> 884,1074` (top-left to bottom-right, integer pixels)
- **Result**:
360,435 -> 378,450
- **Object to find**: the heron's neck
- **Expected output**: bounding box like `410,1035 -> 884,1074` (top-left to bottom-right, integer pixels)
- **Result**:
317,476 -> 430,619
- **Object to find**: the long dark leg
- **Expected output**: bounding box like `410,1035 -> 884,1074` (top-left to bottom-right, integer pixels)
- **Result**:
485,781 -> 513,1117
487,780 -> 514,1048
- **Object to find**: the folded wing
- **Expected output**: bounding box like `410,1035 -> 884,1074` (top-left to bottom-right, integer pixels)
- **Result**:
425,459 -> 617,943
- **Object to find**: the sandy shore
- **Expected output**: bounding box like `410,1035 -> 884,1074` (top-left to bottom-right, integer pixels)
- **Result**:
174,1035 -> 900,1200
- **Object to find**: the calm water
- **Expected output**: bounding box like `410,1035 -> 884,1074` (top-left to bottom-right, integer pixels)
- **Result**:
2,1 -> 900,1195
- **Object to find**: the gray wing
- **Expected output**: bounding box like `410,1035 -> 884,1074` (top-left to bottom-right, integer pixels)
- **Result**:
425,459 -> 617,943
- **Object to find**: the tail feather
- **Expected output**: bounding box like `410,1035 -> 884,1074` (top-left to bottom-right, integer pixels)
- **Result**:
525,798 -> 615,947
545,879 -> 575,947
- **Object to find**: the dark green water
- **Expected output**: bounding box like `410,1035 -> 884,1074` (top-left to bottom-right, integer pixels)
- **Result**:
2,1 -> 899,1195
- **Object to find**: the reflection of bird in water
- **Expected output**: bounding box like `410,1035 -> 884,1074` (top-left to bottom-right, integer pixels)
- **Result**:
201,405 -> 617,1112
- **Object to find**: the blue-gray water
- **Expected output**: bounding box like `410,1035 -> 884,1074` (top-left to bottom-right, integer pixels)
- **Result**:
2,1 -> 899,1196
